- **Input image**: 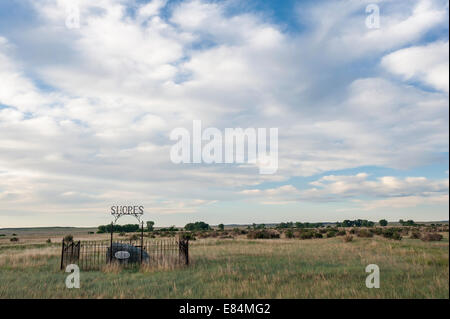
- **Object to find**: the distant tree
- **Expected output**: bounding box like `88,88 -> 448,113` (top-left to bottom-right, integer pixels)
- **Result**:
379,219 -> 388,227
285,230 -> 294,238
147,221 -> 155,232
185,221 -> 210,231
64,234 -> 73,242
399,219 -> 415,226
218,224 -> 224,231
342,220 -> 353,227
97,224 -> 140,233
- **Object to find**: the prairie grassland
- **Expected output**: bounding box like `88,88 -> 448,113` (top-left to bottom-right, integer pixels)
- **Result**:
0,234 -> 448,298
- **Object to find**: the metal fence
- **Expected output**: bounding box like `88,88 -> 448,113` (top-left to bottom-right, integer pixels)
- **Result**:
60,238 -> 189,270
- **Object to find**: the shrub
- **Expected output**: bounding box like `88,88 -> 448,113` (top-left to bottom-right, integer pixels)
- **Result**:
371,228 -> 383,236
300,231 -> 315,239
46,238 -> 51,244
179,232 -> 196,241
357,229 -> 373,238
313,232 -> 323,239
285,230 -> 294,239
343,235 -> 353,242
421,233 -> 443,242
247,230 -> 280,239
410,231 -> 421,239
64,234 -> 73,242
129,234 -> 140,241
0,234 -> 5,237
119,232 -> 126,236
326,230 -> 337,238
391,232 -> 402,240
10,237 -> 19,242
349,228 -> 356,234
336,230 -> 346,236
383,229 -> 402,240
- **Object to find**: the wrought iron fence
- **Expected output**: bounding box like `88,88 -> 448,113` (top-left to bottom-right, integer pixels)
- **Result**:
60,238 -> 189,270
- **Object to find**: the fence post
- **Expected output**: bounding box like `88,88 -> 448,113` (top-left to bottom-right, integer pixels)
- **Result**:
60,239 -> 65,270
179,239 -> 189,266
109,222 -> 113,263
140,221 -> 144,264
70,241 -> 74,264
77,241 -> 81,261
185,240 -> 189,265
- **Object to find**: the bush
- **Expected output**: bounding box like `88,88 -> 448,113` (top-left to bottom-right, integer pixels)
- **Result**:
46,238 -> 51,244
357,229 -> 373,238
382,229 -> 402,240
391,232 -> 402,240
129,234 -> 140,241
285,230 -> 294,239
10,237 -> 19,242
0,234 -> 5,237
421,233 -> 443,242
179,232 -> 196,241
343,235 -> 353,242
336,230 -> 346,236
247,230 -> 280,239
313,232 -> 323,239
300,231 -> 315,239
410,231 -> 421,239
326,230 -> 337,238
371,228 -> 383,236
64,234 -> 73,242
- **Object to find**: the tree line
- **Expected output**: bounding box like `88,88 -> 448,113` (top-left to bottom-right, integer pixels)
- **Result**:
97,219 -> 417,233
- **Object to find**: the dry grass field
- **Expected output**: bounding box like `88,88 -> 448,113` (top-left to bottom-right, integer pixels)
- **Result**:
0,227 -> 448,298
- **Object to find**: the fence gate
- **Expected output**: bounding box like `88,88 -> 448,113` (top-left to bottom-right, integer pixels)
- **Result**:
60,240 -> 81,270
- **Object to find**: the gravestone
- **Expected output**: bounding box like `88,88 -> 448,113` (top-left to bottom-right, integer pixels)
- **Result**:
107,242 -> 149,264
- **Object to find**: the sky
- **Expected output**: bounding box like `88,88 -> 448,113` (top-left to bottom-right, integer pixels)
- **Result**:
0,0 -> 448,228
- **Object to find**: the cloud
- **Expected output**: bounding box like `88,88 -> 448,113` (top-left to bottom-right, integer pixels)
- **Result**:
381,40 -> 449,93
304,174 -> 448,199
240,173 -> 449,207
0,0 -> 448,225
358,194 -> 449,210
